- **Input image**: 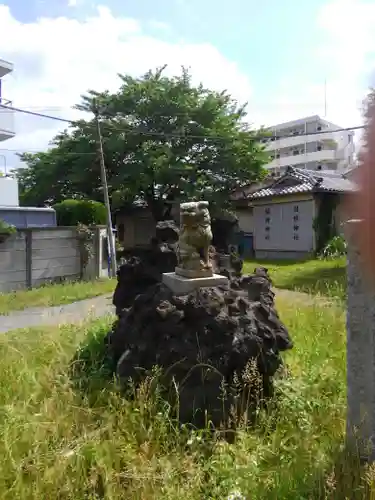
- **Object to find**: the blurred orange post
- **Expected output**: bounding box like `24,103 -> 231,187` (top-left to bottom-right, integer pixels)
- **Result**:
349,104 -> 375,281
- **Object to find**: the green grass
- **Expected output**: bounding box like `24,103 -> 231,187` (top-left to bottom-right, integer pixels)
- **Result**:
0,278 -> 116,314
244,257 -> 347,302
0,258 -> 346,315
0,299 -> 371,499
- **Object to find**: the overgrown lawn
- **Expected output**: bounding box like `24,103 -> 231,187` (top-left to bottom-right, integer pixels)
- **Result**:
0,278 -> 116,314
0,298 -> 369,499
244,257 -> 346,302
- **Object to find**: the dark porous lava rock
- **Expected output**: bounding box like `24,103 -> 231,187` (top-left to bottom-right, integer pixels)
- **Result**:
155,219 -> 179,244
112,257 -> 158,314
113,221 -> 179,315
107,267 -> 292,427
112,244 -> 177,316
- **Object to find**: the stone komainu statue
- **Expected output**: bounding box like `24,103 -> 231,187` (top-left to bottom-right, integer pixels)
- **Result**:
176,201 -> 213,273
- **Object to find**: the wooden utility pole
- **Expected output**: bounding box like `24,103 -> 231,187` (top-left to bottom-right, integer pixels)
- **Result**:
92,101 -> 117,277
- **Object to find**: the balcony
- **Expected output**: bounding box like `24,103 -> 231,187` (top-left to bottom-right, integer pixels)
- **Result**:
0,58 -> 13,78
264,131 -> 340,151
265,149 -> 342,170
0,99 -> 15,141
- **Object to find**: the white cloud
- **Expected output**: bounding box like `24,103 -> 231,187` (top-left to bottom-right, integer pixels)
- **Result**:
148,20 -> 171,33
0,4 -> 254,170
0,0 -> 374,171
245,0 -> 375,153
315,0 -> 375,120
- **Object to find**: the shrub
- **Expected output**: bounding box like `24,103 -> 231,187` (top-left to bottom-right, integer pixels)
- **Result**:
0,218 -> 16,236
53,199 -> 106,227
320,235 -> 347,259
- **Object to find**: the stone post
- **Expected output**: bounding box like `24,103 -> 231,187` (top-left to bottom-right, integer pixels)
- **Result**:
346,219 -> 375,461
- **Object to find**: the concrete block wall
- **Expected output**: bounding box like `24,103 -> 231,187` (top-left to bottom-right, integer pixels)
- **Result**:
31,228 -> 81,288
0,231 -> 27,292
0,226 -> 108,293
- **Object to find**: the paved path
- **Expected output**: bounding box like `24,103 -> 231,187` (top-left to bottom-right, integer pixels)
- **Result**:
0,287 -> 338,335
0,294 -> 115,334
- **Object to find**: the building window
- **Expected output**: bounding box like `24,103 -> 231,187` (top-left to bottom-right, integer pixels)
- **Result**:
293,225 -> 299,231
317,126 -> 322,131
317,165 -> 322,171
265,207 -> 270,215
276,153 -> 280,159
293,205 -> 299,213
317,145 -> 322,151
293,150 -> 299,156
293,234 -> 299,240
265,234 -> 270,240
293,215 -> 299,222
265,217 -> 270,223
265,226 -> 270,232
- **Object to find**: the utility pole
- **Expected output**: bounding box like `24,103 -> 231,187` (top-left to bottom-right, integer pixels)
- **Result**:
92,100 -> 117,278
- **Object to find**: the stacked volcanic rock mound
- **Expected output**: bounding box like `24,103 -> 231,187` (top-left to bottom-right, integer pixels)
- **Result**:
107,266 -> 293,427
113,220 -> 179,315
112,218 -> 243,315
113,221 -> 244,315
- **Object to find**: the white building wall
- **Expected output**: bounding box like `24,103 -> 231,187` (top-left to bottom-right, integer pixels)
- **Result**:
253,198 -> 315,259
0,58 -> 15,141
0,177 -> 19,206
236,209 -> 254,233
0,105 -> 14,137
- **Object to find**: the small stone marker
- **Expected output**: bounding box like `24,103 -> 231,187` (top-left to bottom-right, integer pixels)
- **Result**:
346,219 -> 375,461
162,201 -> 228,295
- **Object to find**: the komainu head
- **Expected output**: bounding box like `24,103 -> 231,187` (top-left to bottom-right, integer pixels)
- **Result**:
180,201 -> 211,229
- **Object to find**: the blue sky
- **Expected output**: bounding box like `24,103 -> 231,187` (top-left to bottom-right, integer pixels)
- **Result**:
0,0 -> 373,169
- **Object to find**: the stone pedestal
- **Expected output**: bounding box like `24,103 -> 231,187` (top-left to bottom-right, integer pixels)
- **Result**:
346,219 -> 375,461
162,272 -> 228,295
174,267 -> 213,278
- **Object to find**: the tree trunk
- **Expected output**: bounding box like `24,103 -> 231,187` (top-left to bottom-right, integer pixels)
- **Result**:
146,195 -> 165,222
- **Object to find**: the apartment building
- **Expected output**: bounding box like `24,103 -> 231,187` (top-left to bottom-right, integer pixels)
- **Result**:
0,57 -> 17,207
263,115 -> 354,175
0,58 -> 15,144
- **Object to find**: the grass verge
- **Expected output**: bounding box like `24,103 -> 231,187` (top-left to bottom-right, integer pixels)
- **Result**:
244,257 -> 346,301
0,298 -> 370,499
0,278 -> 116,314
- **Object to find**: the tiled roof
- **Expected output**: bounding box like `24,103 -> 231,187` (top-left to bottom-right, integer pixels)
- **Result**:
250,182 -> 315,199
248,167 -> 358,200
230,180 -> 274,200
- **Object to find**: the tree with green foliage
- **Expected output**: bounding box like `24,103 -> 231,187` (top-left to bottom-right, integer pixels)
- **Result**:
17,66 -> 268,221
54,199 -> 106,226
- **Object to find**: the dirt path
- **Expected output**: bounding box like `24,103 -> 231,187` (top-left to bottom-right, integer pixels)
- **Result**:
0,287 -> 339,335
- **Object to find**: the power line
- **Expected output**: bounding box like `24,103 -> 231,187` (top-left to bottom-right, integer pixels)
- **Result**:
0,125 -> 366,157
0,102 -> 367,148
0,103 -> 72,123
0,102 -> 359,112
0,147 -> 96,154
